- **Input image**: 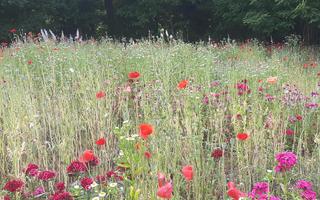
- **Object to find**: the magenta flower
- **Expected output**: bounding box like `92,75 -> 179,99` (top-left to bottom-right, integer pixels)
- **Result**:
275,152 -> 297,172
248,182 -> 269,198
295,180 -> 313,191
301,190 -> 317,200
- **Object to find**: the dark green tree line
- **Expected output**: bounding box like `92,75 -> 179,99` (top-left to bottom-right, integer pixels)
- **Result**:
0,0 -> 319,43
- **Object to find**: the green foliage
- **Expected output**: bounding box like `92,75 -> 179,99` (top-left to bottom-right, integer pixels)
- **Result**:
0,0 -> 320,43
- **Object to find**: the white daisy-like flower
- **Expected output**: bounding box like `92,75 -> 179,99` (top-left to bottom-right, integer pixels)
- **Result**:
99,192 -> 106,197
109,182 -> 118,188
91,181 -> 98,188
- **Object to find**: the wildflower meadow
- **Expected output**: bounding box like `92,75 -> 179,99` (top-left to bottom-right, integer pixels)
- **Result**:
0,38 -> 319,199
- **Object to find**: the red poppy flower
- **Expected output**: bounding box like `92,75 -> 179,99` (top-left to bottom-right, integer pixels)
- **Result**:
139,123 -> 153,139
28,60 -> 32,65
9,28 -> 16,33
227,182 -> 246,200
157,182 -> 173,199
303,63 -> 308,69
95,138 -> 106,146
178,80 -> 188,89
96,91 -> 106,99
81,150 -> 95,162
236,133 -> 249,141
128,71 -> 140,80
211,148 -> 223,159
182,165 -> 193,181
144,151 -> 152,159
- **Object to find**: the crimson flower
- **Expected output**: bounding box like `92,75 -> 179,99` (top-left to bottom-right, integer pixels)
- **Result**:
178,80 -> 188,89
37,170 -> 56,181
128,71 -> 140,80
237,133 -> 249,141
3,179 -> 24,193
95,91 -> 106,99
24,163 -> 39,177
80,177 -> 93,190
139,123 -> 153,139
211,148 -> 223,159
95,138 -> 106,146
54,182 -> 65,192
50,191 -> 73,200
66,160 -> 87,175
182,165 -> 193,181
285,129 -> 294,136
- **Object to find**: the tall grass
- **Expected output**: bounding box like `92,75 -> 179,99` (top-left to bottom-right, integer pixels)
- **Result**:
0,39 -> 319,199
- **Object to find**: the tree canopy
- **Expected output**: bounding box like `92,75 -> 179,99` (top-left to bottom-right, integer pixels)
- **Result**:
0,0 -> 320,43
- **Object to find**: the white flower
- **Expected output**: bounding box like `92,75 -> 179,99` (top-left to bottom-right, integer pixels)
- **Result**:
99,192 -> 106,197
92,197 -> 99,200
69,68 -> 75,73
74,185 -> 80,189
91,181 -> 98,188
109,182 -> 118,188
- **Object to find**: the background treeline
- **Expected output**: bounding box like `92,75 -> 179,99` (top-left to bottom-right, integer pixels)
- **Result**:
1,0 -> 320,43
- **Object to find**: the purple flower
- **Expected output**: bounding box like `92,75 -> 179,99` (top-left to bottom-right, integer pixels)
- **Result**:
301,190 -> 317,200
275,152 -> 297,172
33,186 -> 45,197
295,180 -> 313,191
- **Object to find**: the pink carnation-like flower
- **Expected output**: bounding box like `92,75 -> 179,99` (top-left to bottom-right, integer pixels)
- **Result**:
24,163 -> 39,177
80,177 -> 93,190
54,182 -> 65,192
3,179 -> 24,193
38,170 -> 56,181
275,152 -> 297,172
50,191 -> 73,200
295,180 -> 313,191
301,190 -> 317,200
66,160 -> 87,175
